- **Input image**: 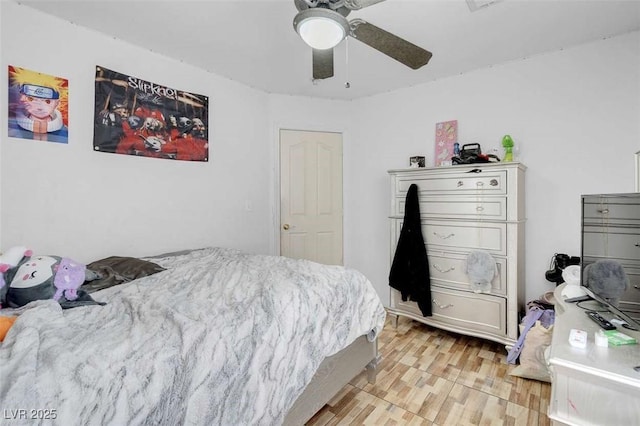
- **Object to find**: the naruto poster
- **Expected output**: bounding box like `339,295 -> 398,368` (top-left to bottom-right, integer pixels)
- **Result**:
93,66 -> 209,161
8,65 -> 69,144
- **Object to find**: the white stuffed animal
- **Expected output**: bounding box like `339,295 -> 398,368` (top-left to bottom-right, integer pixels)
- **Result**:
0,246 -> 33,307
0,246 -> 32,270
465,250 -> 498,293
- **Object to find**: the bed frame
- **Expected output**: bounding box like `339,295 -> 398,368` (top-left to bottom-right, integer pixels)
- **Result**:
283,335 -> 381,425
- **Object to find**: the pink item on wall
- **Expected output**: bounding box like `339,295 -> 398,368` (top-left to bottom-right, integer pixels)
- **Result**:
434,120 -> 458,166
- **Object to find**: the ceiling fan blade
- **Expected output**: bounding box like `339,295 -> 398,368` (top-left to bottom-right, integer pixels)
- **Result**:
344,0 -> 387,10
312,48 -> 334,80
350,19 -> 432,69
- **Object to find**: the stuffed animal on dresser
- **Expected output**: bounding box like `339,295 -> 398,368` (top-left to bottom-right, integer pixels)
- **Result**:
465,250 -> 498,293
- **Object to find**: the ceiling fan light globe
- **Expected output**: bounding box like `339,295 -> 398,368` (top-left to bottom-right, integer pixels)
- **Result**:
293,8 -> 349,50
299,18 -> 345,49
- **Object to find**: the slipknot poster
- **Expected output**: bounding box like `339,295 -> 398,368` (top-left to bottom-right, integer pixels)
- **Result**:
93,66 -> 209,161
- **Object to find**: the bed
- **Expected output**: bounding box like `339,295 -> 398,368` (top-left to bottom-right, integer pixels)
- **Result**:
0,247 -> 386,425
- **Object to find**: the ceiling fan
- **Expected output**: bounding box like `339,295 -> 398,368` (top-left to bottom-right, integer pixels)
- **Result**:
293,0 -> 433,80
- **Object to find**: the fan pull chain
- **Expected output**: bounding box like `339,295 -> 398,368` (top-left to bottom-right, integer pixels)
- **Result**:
345,37 -> 351,89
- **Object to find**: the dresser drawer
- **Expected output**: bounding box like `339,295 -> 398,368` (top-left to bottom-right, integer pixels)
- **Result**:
395,169 -> 507,197
425,220 -> 506,255
392,219 -> 507,255
397,197 -> 507,221
390,287 -> 506,336
428,251 -> 507,296
583,196 -> 640,227
582,228 -> 640,261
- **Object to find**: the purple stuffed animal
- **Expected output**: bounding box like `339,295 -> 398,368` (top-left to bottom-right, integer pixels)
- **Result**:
53,258 -> 86,301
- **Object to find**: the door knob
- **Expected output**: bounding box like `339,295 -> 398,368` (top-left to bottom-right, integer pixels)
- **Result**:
283,224 -> 290,230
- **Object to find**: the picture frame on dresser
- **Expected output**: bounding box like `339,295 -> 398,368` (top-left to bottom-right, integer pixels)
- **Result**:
409,156 -> 426,168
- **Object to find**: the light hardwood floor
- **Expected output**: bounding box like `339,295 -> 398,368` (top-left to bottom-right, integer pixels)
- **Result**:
307,314 -> 551,425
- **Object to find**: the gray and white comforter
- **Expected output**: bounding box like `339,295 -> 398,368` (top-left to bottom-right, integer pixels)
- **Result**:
0,247 -> 386,425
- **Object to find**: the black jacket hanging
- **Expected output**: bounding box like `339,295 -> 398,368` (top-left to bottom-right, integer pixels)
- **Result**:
389,183 -> 432,316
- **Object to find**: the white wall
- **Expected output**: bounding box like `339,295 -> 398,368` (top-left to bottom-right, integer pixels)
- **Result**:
347,31 -> 640,305
0,2 -> 273,262
2,2 -> 639,309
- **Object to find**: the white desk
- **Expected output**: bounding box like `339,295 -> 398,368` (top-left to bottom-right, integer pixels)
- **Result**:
548,284 -> 640,426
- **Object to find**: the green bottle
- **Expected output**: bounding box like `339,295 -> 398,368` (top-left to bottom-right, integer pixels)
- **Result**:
502,135 -> 514,162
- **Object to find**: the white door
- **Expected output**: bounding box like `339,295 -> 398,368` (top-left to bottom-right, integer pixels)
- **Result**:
280,129 -> 343,265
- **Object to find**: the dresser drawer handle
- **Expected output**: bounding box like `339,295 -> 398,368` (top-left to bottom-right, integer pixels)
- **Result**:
597,209 -> 610,214
476,206 -> 484,212
433,232 -> 455,240
476,181 -> 484,187
457,181 -> 463,187
490,179 -> 498,186
635,243 -> 640,247
433,264 -> 455,273
433,299 -> 454,310
634,285 -> 640,290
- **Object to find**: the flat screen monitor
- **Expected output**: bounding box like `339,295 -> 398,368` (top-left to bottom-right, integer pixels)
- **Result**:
581,281 -> 640,331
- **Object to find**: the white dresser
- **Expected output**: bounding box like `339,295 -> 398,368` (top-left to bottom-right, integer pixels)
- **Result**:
548,284 -> 640,426
388,162 -> 526,346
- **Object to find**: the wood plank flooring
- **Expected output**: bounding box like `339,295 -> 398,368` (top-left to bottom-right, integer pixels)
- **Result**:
307,315 -> 551,425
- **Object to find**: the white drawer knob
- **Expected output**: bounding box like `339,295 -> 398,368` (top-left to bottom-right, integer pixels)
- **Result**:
476,206 -> 485,212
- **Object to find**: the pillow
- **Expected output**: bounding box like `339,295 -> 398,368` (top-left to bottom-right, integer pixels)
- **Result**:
3,255 -> 105,309
82,256 -> 165,293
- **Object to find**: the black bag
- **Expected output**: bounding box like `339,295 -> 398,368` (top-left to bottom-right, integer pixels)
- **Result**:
452,143 -> 499,164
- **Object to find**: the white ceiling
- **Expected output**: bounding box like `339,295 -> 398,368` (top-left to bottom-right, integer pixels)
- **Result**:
17,0 -> 640,100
